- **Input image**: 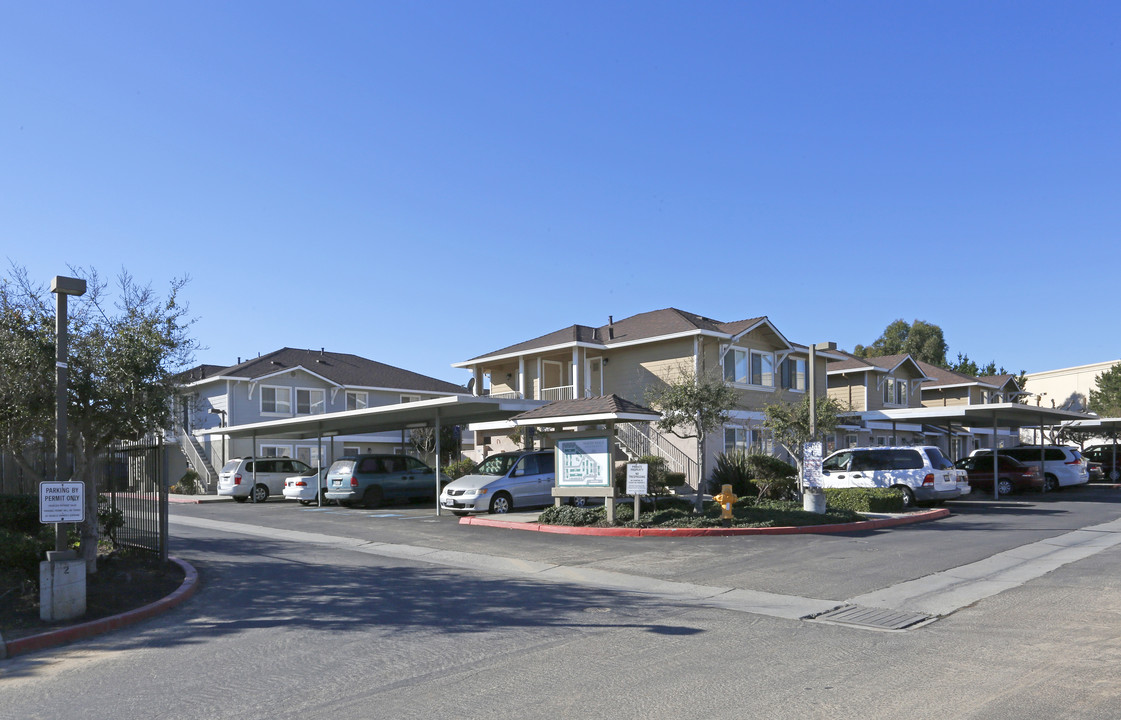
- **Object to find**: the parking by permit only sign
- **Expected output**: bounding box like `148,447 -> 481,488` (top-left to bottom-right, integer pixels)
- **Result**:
40,482 -> 85,523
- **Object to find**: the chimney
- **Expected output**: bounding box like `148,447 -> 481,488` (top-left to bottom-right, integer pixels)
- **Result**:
608,315 -> 614,340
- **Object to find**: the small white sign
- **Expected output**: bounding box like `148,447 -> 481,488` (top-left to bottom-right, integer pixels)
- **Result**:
40,481 -> 85,523
626,463 -> 649,496
803,442 -> 823,489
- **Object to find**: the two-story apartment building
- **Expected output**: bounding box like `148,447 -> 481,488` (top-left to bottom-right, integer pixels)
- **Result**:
452,308 -> 829,489
176,348 -> 467,490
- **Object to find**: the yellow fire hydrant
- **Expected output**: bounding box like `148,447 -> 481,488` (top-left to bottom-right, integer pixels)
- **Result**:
713,483 -> 737,527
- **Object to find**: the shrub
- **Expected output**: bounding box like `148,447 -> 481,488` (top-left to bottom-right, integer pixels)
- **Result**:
538,504 -> 605,527
0,527 -> 52,586
824,487 -> 905,513
710,452 -> 759,497
442,459 -> 476,480
747,454 -> 797,482
614,456 -> 674,496
0,494 -> 40,535
98,495 -> 125,548
173,469 -> 200,495
757,475 -> 799,501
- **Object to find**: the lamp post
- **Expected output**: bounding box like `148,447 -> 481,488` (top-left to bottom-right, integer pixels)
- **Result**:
50,275 -> 86,552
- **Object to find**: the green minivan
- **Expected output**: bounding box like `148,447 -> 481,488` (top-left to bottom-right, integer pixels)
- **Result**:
324,454 -> 436,508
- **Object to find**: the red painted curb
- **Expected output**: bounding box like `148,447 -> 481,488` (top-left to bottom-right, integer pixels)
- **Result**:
3,556 -> 199,659
459,508 -> 950,536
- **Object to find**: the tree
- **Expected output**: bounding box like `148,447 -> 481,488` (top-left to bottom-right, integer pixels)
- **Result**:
1089,363 -> 1121,418
644,365 -> 739,511
762,394 -> 845,480
409,424 -> 461,465
0,265 -> 197,569
857,319 -> 947,366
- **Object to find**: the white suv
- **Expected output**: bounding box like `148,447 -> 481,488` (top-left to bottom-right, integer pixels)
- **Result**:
969,446 -> 1088,492
819,446 -> 965,508
218,457 -> 314,503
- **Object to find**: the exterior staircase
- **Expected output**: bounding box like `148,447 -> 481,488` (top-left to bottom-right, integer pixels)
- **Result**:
178,430 -> 217,493
615,422 -> 701,490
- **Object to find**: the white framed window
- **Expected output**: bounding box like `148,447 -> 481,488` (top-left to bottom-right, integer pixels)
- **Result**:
346,391 -> 368,411
883,377 -> 908,406
400,394 -> 421,404
846,434 -> 858,448
259,444 -> 292,458
296,388 -> 325,415
875,436 -> 888,446
724,426 -> 750,454
723,348 -> 775,388
261,386 -> 291,415
343,445 -> 360,457
780,357 -> 806,391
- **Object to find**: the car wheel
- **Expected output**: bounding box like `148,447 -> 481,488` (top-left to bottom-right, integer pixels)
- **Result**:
299,499 -> 312,506
252,484 -> 269,503
997,478 -> 1014,496
233,496 -> 248,503
569,496 -> 587,508
489,492 -> 513,514
894,485 -> 915,509
1044,474 -> 1060,493
363,486 -> 384,509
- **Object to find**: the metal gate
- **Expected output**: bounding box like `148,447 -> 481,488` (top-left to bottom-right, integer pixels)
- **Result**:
101,437 -> 168,561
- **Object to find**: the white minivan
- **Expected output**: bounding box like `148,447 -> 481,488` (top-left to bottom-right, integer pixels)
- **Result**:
218,457 -> 314,503
819,446 -> 965,508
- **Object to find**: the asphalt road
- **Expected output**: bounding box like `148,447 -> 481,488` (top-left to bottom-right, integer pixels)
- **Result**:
3,486 -> 1121,719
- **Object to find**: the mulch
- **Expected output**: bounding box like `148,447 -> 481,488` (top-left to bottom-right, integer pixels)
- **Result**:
0,553 -> 185,641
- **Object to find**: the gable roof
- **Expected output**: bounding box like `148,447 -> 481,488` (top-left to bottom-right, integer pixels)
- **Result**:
511,394 -> 661,425
455,308 -> 779,366
180,348 -> 465,394
828,351 -> 929,379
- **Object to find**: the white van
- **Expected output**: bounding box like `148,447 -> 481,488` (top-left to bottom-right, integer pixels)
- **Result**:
819,446 -> 965,508
217,457 -> 314,503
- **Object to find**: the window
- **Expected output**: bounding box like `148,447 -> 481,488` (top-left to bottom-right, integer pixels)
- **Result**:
259,444 -> 291,458
846,434 -> 858,448
883,377 -> 908,406
780,357 -> 806,391
296,388 -> 325,415
343,446 -> 360,457
261,386 -> 291,415
400,394 -> 421,404
724,426 -> 750,454
722,348 -> 774,387
723,349 -> 749,384
346,391 -> 368,411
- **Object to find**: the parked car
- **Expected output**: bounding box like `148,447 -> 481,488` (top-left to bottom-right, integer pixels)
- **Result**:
282,467 -> 330,505
218,457 -> 315,503
818,446 -> 964,508
1088,461 -> 1104,482
439,450 -> 555,514
1080,445 -> 1121,482
969,446 -> 1088,491
323,454 -> 436,508
955,455 -> 1043,495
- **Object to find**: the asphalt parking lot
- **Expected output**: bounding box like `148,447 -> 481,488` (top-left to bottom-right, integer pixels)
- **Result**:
170,483 -> 1121,606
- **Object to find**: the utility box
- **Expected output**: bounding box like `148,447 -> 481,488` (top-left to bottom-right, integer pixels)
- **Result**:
40,551 -> 86,621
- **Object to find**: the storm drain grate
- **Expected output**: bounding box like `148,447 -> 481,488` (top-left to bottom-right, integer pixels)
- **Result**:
810,605 -> 932,631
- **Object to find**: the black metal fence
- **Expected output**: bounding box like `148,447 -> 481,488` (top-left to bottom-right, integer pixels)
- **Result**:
101,437 -> 168,561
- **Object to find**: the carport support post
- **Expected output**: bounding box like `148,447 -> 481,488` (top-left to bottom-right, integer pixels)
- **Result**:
992,412 -> 1000,500
434,412 -> 442,516
1039,411 -> 1047,493
251,431 -> 257,503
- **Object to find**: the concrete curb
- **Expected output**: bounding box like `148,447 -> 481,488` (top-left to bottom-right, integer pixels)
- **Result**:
459,508 -> 951,536
1,556 -> 199,659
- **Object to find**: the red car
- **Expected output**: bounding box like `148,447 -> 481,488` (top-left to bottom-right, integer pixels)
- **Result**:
955,455 -> 1043,495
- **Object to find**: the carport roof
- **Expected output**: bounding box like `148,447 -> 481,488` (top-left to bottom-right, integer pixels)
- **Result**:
863,403 -> 1094,428
195,395 -> 545,440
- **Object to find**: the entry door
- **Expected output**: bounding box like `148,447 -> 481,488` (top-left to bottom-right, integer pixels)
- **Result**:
586,358 -> 603,398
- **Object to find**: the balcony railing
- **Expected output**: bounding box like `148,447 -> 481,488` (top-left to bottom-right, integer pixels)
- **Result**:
540,385 -> 574,402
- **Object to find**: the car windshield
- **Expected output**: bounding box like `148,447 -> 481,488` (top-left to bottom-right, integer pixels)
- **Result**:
476,454 -> 519,476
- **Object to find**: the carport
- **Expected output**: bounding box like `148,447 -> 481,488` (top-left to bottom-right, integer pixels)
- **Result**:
860,403 -> 1095,498
196,395 -> 543,514
1062,417 -> 1121,482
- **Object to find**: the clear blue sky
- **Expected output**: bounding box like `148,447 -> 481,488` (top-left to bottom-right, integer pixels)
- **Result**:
3,2 -> 1118,385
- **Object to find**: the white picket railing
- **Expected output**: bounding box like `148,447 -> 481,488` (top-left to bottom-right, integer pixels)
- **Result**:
615,422 -> 700,488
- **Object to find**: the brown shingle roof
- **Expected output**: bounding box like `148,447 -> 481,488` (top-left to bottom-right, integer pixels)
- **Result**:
512,394 -> 660,422
185,348 -> 465,394
461,308 -> 768,363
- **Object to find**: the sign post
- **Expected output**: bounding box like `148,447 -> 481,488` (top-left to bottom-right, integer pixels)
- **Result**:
626,463 -> 648,519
